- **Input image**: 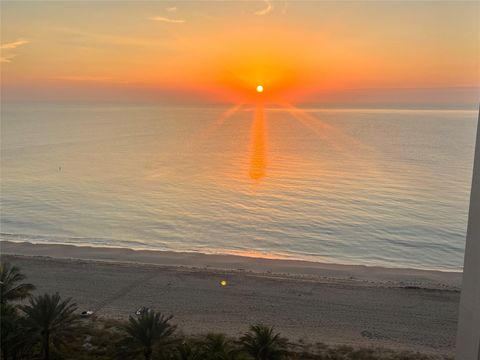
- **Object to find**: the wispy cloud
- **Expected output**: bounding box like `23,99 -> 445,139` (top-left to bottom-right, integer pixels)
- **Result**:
0,54 -> 16,63
149,16 -> 185,24
54,75 -> 112,82
0,39 -> 30,49
51,27 -> 167,47
166,6 -> 177,13
1,39 -> 29,64
53,75 -> 129,84
254,0 -> 273,16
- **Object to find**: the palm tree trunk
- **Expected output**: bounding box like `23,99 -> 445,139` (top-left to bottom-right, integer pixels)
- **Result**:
43,331 -> 50,360
144,347 -> 152,360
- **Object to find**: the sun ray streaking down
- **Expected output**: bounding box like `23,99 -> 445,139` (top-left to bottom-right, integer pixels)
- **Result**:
279,102 -> 374,154
195,103 -> 244,143
279,102 -> 402,181
249,105 -> 267,180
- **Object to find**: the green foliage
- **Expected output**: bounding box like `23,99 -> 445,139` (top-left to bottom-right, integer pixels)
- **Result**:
0,262 -> 35,304
240,324 -> 288,360
20,292 -> 80,360
171,340 -> 204,360
122,310 -> 177,360
199,333 -> 247,360
0,262 -> 453,360
1,303 -> 34,360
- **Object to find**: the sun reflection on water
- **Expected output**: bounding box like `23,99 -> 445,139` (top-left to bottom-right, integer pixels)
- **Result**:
249,105 -> 267,180
188,98 -> 386,186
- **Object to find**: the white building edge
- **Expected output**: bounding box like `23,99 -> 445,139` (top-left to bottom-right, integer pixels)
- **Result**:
456,108 -> 480,359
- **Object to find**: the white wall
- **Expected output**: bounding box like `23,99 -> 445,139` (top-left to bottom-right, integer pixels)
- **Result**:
456,109 -> 480,360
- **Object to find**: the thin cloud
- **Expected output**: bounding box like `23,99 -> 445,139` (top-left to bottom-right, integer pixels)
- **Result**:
0,54 -> 16,63
150,16 -> 185,24
51,26 -> 167,47
1,39 -> 29,49
166,6 -> 177,13
1,39 -> 29,64
254,0 -> 273,16
54,75 -> 112,82
53,75 -> 129,84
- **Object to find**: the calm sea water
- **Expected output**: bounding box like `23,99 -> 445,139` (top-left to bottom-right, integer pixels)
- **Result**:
1,103 -> 477,271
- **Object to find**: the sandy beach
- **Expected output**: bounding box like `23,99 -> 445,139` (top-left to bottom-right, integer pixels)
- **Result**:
1,241 -> 461,356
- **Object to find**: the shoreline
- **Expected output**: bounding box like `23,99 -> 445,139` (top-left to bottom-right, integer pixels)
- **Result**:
1,240 -> 462,290
0,237 -> 464,273
1,236 -> 358,265
1,240 -> 461,355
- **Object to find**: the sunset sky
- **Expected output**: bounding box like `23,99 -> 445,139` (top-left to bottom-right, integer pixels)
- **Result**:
1,1 -> 479,107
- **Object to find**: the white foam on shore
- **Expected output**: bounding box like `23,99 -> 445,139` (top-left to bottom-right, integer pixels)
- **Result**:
1,240 -> 462,290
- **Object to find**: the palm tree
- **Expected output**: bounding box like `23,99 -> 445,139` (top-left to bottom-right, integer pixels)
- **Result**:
20,293 -> 79,360
124,310 -> 177,360
201,333 -> 245,360
1,303 -> 33,360
0,262 -> 35,304
240,325 -> 288,360
172,341 -> 204,360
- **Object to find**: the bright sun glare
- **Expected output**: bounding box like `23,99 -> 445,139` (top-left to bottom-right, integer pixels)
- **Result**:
256,85 -> 264,93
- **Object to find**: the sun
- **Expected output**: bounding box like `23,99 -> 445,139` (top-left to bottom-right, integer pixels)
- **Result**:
256,85 -> 264,93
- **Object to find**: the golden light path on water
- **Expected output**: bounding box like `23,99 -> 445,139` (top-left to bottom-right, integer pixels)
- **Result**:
249,105 -> 267,180
1,101 -> 473,271
199,87 -> 381,182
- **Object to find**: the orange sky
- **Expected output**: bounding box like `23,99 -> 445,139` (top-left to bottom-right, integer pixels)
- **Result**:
1,1 -> 479,107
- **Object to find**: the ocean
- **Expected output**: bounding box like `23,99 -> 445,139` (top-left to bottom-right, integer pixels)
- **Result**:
1,103 -> 477,271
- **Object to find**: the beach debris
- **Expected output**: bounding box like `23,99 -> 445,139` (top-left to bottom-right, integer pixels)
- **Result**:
220,280 -> 228,287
